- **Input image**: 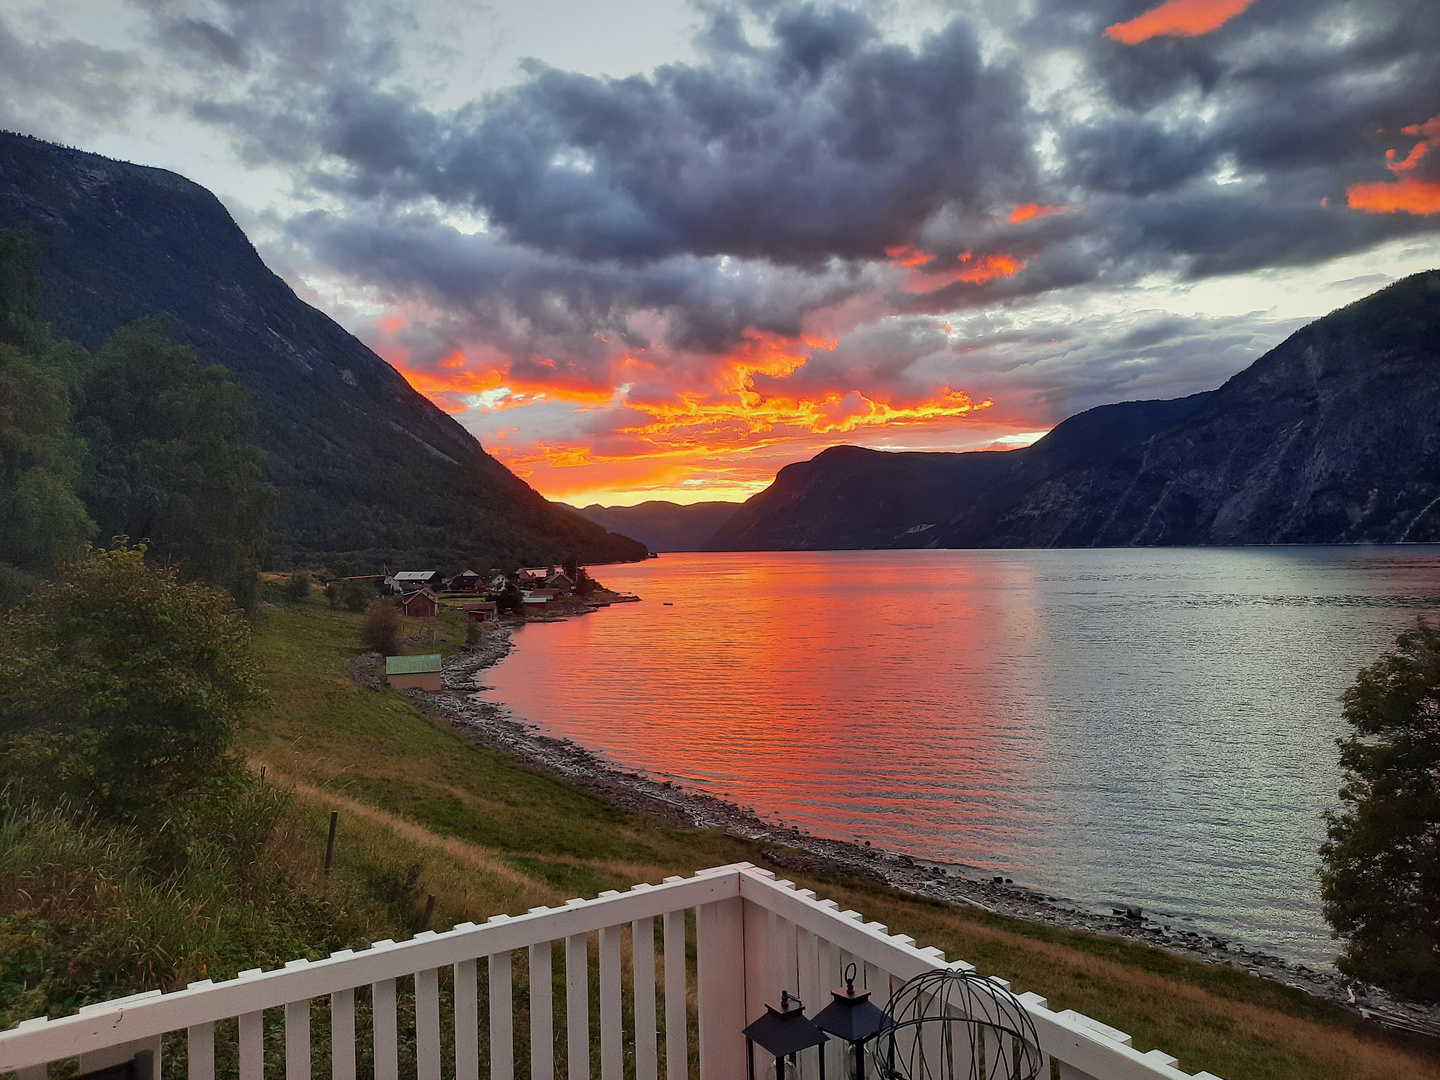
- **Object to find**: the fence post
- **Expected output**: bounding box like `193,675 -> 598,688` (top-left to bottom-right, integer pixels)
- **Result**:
696,897 -> 747,1080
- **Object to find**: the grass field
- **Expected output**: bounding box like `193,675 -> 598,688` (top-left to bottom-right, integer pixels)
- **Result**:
238,597 -> 1440,1080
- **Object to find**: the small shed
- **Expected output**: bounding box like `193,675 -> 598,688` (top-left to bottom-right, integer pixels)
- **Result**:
385,653 -> 443,692
401,588 -> 439,618
463,601 -> 499,623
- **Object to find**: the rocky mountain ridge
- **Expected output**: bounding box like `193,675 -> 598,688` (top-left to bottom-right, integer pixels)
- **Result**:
706,270 -> 1440,551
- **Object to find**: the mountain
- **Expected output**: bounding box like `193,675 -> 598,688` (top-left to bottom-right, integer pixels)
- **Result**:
569,501 -> 740,552
707,269 -> 1440,550
706,395 -> 1209,550
0,131 -> 646,568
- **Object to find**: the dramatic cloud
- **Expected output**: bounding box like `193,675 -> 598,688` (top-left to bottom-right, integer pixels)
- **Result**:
1105,0 -> 1259,45
2,0 -> 1438,502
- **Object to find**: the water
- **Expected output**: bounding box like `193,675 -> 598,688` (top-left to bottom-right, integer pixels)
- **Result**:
478,548 -> 1440,966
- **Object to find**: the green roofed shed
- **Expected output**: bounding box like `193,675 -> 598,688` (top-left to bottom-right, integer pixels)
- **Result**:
385,653 -> 443,691
385,654 -> 442,675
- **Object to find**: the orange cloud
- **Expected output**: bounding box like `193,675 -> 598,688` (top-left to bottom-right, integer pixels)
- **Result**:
884,244 -> 931,268
1008,203 -> 1069,223
1106,0 -> 1258,44
1347,113 -> 1440,216
368,313 -> 1004,506
902,251 -> 1025,293
1346,178 -> 1440,216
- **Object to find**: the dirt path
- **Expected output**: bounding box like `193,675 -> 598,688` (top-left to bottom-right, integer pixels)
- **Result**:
251,759 -> 540,893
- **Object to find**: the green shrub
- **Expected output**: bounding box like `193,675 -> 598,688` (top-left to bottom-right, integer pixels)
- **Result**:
0,545 -> 263,821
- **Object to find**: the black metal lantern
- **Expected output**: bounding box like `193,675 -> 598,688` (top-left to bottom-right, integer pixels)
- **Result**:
812,964 -> 894,1080
744,990 -> 829,1080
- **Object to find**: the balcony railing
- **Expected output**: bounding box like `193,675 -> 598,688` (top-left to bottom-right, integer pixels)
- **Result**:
1,863 -> 1222,1080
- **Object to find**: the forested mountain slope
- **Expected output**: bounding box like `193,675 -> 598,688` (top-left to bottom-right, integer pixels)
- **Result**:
0,132 -> 645,568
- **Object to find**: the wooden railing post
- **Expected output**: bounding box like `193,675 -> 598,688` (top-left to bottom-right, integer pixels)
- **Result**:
695,897 -> 746,1080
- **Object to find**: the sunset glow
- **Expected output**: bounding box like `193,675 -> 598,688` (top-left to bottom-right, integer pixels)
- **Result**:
143,0 -> 1433,511
1105,0 -> 1258,44
1348,114 -> 1440,216
374,315 -> 1006,505
1347,180 -> 1440,215
890,248 -> 1026,293
1008,203 -> 1069,223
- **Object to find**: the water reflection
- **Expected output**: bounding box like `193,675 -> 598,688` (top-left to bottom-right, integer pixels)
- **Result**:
479,548 -> 1440,965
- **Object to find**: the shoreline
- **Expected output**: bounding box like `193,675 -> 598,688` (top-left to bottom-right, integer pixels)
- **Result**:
416,617 -> 1440,1041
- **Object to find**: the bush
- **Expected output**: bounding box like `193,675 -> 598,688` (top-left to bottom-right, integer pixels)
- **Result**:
0,544 -> 263,821
1321,617 -> 1440,1000
342,579 -> 369,612
283,572 -> 311,602
361,603 -> 403,656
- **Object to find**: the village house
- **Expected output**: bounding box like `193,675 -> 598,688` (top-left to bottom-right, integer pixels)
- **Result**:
462,601 -> 499,623
400,588 -> 439,618
448,569 -> 482,592
393,570 -> 443,591
544,570 -> 575,594
384,653 -> 442,692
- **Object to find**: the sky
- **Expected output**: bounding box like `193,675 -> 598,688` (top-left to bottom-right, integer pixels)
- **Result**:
1,0 -> 1438,506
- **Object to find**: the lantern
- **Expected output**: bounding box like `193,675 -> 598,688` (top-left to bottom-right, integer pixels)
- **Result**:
744,990 -> 829,1080
812,963 -> 893,1080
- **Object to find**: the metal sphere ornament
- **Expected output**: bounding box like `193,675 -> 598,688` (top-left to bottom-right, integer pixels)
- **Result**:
869,968 -> 1044,1080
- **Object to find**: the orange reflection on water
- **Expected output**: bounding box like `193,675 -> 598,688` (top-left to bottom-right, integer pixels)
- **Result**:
480,552 -> 1055,862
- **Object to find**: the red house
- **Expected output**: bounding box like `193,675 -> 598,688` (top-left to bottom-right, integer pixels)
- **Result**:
401,588 -> 439,618
463,601 -> 499,623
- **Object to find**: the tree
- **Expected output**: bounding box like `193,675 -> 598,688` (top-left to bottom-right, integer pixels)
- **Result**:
361,604 -> 403,656
0,544 -> 263,821
283,572 -> 311,603
0,231 -> 94,601
1321,617 -> 1440,1000
75,319 -> 272,601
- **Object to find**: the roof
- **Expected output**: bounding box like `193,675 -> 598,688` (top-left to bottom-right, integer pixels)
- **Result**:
394,570 -> 439,582
385,653 -> 443,675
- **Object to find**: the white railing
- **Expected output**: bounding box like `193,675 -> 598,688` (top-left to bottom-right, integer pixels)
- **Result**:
1,863 -> 1222,1080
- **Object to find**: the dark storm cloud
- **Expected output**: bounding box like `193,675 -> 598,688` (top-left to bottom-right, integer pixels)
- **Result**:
285,6 -> 1037,267
285,206 -> 876,374
5,0 -> 1423,424
133,0 -> 1440,335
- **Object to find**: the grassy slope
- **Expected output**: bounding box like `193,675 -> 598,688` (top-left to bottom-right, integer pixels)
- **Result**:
245,599 -> 1440,1080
